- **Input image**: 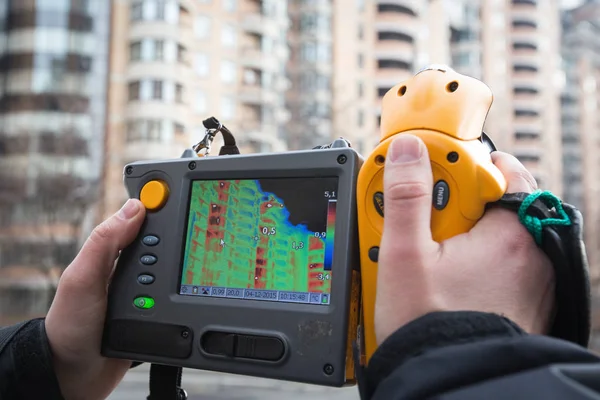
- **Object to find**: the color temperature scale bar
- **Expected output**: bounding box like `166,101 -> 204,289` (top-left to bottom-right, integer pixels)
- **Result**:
323,199 -> 336,271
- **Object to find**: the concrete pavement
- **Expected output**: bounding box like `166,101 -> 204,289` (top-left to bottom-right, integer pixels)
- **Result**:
108,364 -> 361,400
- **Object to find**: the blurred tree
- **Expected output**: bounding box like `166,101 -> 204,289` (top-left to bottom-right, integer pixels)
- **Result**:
0,126 -> 98,322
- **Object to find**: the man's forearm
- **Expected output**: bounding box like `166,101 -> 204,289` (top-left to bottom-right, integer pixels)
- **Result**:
0,318 -> 64,400
363,311 -> 600,399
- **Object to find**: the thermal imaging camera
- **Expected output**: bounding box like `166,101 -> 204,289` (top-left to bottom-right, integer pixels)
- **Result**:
102,65 -> 516,389
101,142 -> 364,387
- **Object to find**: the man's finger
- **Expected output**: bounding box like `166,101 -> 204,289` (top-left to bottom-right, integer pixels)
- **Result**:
380,134 -> 439,262
491,152 -> 538,193
68,199 -> 146,290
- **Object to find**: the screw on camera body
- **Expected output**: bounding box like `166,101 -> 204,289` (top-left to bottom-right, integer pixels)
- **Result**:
125,166 -> 133,175
447,151 -> 459,163
181,330 -> 190,339
188,161 -> 196,170
337,155 -> 347,164
323,364 -> 334,375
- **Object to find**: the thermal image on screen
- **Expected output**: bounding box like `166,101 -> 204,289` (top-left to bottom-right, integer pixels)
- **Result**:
179,178 -> 338,305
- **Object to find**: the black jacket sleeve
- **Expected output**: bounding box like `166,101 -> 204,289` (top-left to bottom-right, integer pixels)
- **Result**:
0,318 -> 64,400
362,311 -> 600,400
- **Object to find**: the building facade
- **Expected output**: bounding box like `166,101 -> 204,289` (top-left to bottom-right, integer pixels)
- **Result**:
101,0 -> 290,219
0,0 -> 111,272
449,0 -> 563,195
561,1 -> 600,307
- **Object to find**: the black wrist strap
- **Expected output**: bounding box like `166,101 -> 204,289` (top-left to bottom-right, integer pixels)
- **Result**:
491,192 -> 591,348
147,364 -> 187,400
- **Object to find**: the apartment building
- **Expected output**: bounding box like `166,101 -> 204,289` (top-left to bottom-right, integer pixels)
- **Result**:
0,0 -> 112,319
561,1 -> 600,290
101,0 -> 290,219
449,0 -> 563,195
373,0 -> 422,132
0,1 -> 111,270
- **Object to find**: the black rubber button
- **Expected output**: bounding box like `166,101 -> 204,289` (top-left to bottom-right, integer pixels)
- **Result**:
368,247 -> 379,262
140,255 -> 157,265
433,180 -> 450,210
138,274 -> 155,285
142,235 -> 160,246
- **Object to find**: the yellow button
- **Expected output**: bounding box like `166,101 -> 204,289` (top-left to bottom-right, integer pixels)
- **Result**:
140,180 -> 169,211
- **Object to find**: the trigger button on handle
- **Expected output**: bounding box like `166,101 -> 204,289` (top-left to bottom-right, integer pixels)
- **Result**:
433,180 -> 450,210
373,192 -> 384,217
368,247 -> 379,262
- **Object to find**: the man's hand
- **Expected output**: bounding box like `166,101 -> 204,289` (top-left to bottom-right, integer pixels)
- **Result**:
45,199 -> 146,400
375,134 -> 555,344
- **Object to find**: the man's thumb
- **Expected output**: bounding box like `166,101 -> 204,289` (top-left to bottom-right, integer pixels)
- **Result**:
381,135 -> 437,261
68,199 -> 146,288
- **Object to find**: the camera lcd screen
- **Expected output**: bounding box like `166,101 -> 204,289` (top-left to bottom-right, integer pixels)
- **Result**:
179,177 -> 338,306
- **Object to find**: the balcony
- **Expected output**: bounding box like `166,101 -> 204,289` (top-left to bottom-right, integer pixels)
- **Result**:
122,140 -> 183,163
512,0 -> 536,6
514,149 -> 541,164
240,47 -> 277,72
512,18 -> 537,30
375,19 -> 417,37
513,63 -> 539,75
513,84 -> 539,95
238,83 -> 277,106
514,108 -> 540,118
376,0 -> 417,16
377,30 -> 415,44
512,41 -> 538,52
375,47 -> 413,64
242,13 -> 278,37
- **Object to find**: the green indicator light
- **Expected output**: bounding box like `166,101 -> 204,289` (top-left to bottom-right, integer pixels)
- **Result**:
133,296 -> 155,309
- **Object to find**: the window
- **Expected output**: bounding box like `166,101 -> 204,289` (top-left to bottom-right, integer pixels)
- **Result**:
194,53 -> 209,76
195,90 -> 207,113
377,4 -> 416,16
358,24 -> 364,40
301,13 -> 317,32
154,40 -> 164,60
378,59 -> 411,69
131,2 -> 143,20
317,44 -> 331,62
175,84 -> 184,103
130,41 -> 142,61
174,122 -> 185,135
244,69 -> 259,85
152,80 -> 163,100
177,44 -> 187,63
358,110 -> 364,127
514,109 -> 539,117
378,87 -> 390,97
194,15 -> 211,39
147,120 -> 162,140
126,119 -> 164,142
358,81 -> 364,97
221,96 -> 235,119
128,81 -> 140,100
301,43 -> 316,62
223,0 -> 236,12
378,31 -> 414,43
156,0 -> 166,20
358,53 -> 364,68
221,60 -> 237,83
221,24 -> 237,47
